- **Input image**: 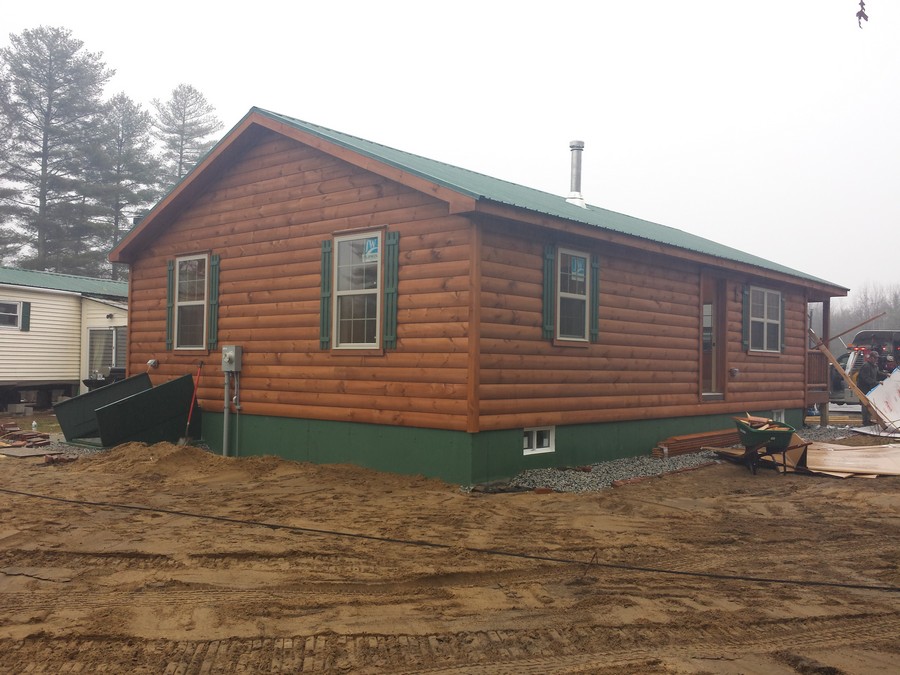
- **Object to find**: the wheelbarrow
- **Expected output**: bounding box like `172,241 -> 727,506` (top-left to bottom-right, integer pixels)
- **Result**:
734,417 -> 809,474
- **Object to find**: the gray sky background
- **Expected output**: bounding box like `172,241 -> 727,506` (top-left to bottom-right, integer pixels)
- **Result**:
5,1 -> 898,301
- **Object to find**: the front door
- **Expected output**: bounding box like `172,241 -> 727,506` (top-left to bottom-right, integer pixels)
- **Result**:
701,276 -> 726,397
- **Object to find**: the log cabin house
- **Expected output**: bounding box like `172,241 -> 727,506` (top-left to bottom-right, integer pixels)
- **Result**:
109,108 -> 845,484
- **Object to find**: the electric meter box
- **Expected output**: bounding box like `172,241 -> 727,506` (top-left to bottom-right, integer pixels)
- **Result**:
222,345 -> 242,372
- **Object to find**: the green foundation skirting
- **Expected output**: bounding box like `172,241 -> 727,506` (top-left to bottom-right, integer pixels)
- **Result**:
198,409 -> 802,486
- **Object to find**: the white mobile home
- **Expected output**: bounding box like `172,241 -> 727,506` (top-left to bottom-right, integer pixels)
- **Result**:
0,268 -> 128,409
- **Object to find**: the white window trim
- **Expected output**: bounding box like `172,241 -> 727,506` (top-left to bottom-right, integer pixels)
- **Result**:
556,248 -> 590,342
0,300 -> 21,329
333,231 -> 383,350
749,286 -> 782,353
523,426 -> 556,455
174,253 -> 208,350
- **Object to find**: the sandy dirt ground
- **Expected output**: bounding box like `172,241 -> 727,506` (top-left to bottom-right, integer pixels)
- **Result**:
0,441 -> 898,674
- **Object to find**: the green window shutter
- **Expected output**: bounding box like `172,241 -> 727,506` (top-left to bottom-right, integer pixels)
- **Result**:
20,302 -> 30,332
780,293 -> 786,353
166,260 -> 174,350
590,254 -> 600,343
319,240 -> 332,350
741,285 -> 750,352
542,244 -> 556,340
207,254 -> 220,351
383,231 -> 399,349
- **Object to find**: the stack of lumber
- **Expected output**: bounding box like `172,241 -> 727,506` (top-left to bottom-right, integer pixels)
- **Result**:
0,424 -> 51,448
652,428 -> 740,458
734,415 -> 793,433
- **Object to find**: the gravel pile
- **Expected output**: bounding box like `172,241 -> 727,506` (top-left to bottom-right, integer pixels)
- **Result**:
503,450 -> 721,494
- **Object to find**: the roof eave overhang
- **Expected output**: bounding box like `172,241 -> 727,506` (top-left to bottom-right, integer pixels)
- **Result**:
473,200 -> 848,301
109,111 -> 265,263
109,110 -> 478,264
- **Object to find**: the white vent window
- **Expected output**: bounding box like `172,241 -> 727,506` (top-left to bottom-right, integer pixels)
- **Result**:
523,427 -> 555,455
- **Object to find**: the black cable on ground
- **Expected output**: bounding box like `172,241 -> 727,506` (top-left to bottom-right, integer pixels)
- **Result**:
1,486 -> 897,594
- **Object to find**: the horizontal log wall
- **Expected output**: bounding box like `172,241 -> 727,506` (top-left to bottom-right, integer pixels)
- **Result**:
128,130 -> 472,430
722,282 -> 807,411
477,221 -> 808,431
127,129 -> 812,437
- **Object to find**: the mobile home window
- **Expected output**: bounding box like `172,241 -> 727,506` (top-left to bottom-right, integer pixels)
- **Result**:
333,232 -> 382,348
88,326 -> 128,377
523,427 -> 555,455
175,255 -> 208,349
749,287 -> 782,352
0,301 -> 20,328
557,249 -> 589,341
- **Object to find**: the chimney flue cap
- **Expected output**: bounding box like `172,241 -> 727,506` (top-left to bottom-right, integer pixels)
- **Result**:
566,140 -> 587,208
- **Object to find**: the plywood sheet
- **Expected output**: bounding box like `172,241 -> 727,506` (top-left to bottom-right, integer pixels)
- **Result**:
805,446 -> 900,475
0,447 -> 63,458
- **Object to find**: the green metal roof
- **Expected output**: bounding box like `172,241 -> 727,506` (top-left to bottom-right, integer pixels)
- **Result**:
256,107 -> 844,290
0,267 -> 128,299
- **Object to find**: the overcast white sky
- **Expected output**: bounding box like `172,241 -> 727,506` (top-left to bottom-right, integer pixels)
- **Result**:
5,1 -> 898,299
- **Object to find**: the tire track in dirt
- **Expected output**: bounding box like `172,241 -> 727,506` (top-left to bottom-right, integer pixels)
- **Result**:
3,613 -> 899,673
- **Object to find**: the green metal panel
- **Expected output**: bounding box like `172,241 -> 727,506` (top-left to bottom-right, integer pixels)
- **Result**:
53,374 -> 153,441
780,293 -> 786,353
741,285 -> 750,352
207,254 -> 220,350
542,244 -> 555,339
166,260 -> 174,351
590,254 -> 599,343
202,413 -> 475,484
19,301 -> 30,331
319,240 -> 332,350
0,266 -> 127,298
95,374 -> 194,447
195,408 -> 804,485
383,231 -> 399,349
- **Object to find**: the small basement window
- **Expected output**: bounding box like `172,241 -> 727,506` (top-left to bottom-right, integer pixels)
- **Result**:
523,426 -> 555,455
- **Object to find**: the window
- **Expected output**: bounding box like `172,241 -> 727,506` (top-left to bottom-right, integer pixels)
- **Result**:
165,253 -> 219,351
88,327 -> 127,377
0,301 -> 29,331
333,232 -> 382,348
320,232 -> 399,351
175,255 -> 208,349
0,301 -> 20,328
543,245 -> 598,343
523,427 -> 555,455
557,248 -> 589,341
749,287 -> 782,352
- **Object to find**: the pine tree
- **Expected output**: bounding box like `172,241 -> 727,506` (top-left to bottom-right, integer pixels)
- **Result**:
0,26 -> 113,273
92,93 -> 163,280
152,83 -> 223,188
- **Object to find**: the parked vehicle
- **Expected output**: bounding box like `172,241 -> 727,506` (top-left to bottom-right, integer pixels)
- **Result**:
830,329 -> 900,404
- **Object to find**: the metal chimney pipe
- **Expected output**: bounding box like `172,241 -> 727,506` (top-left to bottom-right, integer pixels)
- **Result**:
566,140 -> 587,208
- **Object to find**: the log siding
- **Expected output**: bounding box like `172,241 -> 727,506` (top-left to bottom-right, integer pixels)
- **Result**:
128,130 -> 472,431
476,222 -> 807,431
125,127 -> 816,444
